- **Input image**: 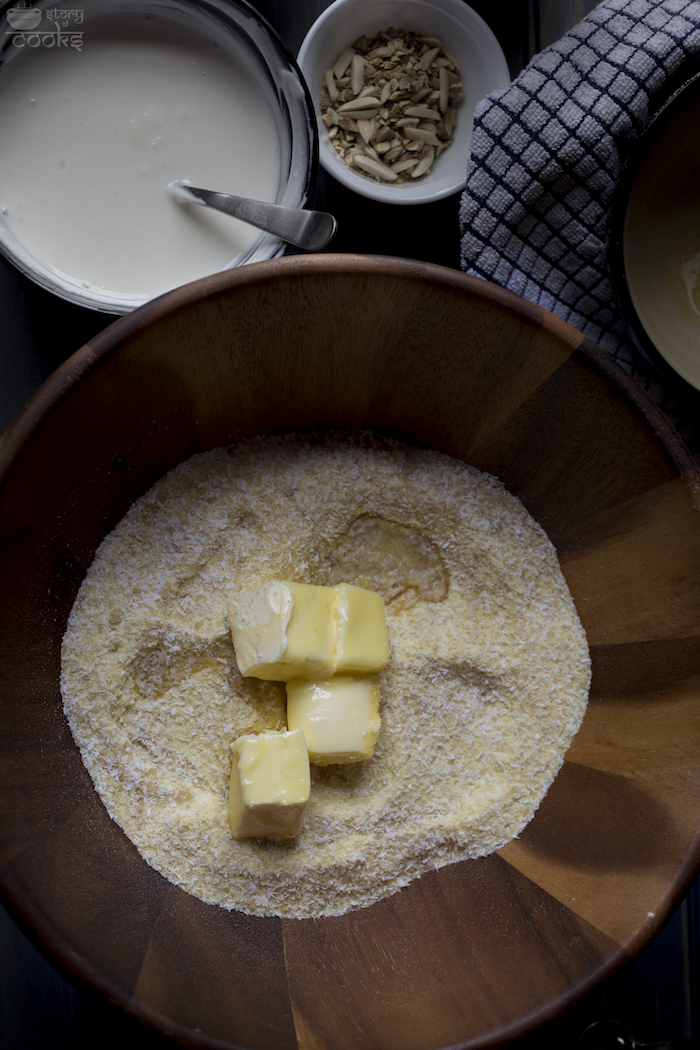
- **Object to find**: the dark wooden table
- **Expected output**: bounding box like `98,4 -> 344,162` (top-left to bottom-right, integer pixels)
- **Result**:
0,2 -> 698,1047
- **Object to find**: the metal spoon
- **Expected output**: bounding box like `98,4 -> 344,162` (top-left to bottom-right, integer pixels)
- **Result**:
578,1019 -> 700,1050
168,180 -> 337,251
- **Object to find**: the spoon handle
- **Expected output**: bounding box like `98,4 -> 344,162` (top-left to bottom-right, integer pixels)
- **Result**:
169,181 -> 337,251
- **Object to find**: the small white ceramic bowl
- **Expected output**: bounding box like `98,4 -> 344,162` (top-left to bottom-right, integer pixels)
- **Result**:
297,0 -> 510,204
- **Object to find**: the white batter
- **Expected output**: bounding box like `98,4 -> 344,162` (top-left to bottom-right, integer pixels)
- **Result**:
0,13 -> 281,302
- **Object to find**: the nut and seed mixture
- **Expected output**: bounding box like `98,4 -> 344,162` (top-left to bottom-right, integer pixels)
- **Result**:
321,28 -> 463,183
61,433 -> 590,919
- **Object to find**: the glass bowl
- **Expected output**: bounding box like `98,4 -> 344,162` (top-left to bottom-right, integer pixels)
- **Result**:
0,0 -> 317,313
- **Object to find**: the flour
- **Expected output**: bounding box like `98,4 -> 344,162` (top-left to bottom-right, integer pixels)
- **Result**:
61,432 -> 590,918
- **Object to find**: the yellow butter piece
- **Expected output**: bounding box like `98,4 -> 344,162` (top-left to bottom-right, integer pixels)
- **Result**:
286,675 -> 381,765
229,728 -> 310,840
229,580 -> 293,678
229,580 -> 336,680
334,582 -> 389,674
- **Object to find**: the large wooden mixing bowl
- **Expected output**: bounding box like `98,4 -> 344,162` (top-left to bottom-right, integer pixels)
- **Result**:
1,255 -> 700,1050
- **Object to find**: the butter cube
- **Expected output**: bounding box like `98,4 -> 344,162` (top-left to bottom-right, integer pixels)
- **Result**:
229,728 -> 310,840
229,580 -> 336,681
229,580 -> 292,677
335,583 -> 389,674
286,676 -> 381,765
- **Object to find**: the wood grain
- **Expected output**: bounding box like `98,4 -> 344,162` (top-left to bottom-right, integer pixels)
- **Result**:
283,857 -> 619,1050
1,255 -> 700,1050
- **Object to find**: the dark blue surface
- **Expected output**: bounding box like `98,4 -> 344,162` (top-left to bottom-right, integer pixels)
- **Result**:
1,1 -> 699,1047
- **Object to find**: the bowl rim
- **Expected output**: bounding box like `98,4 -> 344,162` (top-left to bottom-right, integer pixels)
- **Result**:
2,253 -> 700,1050
607,55 -> 700,400
3,253 -> 699,491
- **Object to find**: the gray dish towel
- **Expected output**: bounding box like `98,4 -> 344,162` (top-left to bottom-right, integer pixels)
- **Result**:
458,0 -> 700,462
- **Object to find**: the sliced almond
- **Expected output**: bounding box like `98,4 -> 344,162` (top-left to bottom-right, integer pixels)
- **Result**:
391,157 -> 419,173
419,46 -> 440,71
332,47 -> 354,79
367,45 -> 394,60
357,117 -> 376,144
337,96 -> 381,114
411,146 -> 434,178
402,126 -> 440,146
353,154 -> 398,181
403,104 -> 440,121
351,52 -> 365,95
324,69 -> 338,102
440,66 -> 450,112
374,124 -> 394,143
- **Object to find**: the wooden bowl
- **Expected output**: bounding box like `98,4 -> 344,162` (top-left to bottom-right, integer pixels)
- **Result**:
1,254 -> 700,1050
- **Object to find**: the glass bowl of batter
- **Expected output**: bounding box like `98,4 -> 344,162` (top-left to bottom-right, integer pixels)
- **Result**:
0,0 -> 317,313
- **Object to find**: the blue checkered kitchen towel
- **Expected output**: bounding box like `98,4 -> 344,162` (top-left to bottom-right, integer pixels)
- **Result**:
459,0 -> 700,461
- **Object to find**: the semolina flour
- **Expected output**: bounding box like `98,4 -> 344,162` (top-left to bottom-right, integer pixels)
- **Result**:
61,432 -> 590,918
